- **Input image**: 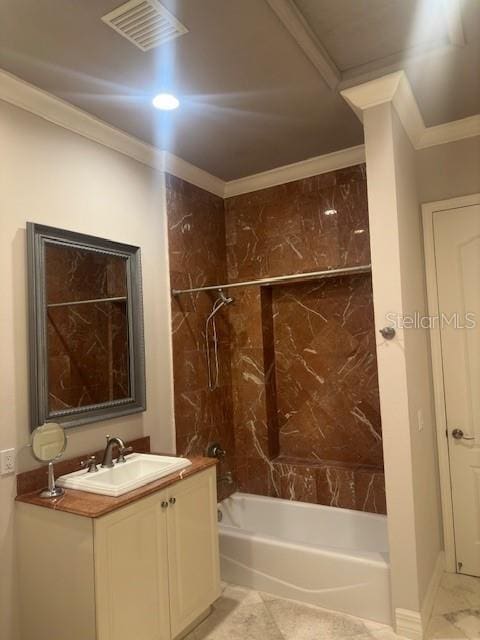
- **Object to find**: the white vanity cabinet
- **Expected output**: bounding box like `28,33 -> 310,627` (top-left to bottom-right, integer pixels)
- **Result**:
17,467 -> 220,640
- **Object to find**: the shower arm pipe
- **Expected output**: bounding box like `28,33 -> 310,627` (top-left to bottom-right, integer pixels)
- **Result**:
172,264 -> 371,296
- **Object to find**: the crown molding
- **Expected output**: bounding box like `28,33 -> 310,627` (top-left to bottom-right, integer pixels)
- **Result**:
0,69 -> 365,199
341,70 -> 480,151
224,145 -> 366,198
419,114 -> 480,148
0,69 -> 225,198
0,69 -> 164,168
265,0 -> 340,90
266,0 -> 464,94
341,71 -> 407,119
162,152 -> 225,197
2,68 -> 478,201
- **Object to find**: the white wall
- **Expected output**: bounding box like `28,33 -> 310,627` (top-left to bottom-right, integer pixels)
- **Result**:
0,100 -> 175,640
416,136 -> 480,203
364,103 -> 422,615
363,103 -> 443,632
392,110 -> 443,606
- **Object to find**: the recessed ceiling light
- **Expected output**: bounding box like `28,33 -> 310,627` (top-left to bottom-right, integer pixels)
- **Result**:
324,209 -> 337,216
152,93 -> 180,111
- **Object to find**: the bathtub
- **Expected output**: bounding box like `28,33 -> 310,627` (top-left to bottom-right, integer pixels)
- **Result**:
218,492 -> 391,624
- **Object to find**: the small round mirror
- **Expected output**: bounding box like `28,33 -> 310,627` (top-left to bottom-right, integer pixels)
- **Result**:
31,422 -> 67,462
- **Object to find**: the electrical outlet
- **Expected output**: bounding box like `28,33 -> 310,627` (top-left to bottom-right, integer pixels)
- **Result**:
417,409 -> 424,432
0,448 -> 15,475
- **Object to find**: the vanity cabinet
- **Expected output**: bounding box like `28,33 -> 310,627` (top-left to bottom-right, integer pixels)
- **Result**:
17,467 -> 220,640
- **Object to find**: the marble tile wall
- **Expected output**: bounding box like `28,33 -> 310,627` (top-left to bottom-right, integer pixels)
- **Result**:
167,165 -> 385,513
272,276 -> 381,466
224,165 -> 371,280
166,174 -> 235,500
224,165 -> 385,513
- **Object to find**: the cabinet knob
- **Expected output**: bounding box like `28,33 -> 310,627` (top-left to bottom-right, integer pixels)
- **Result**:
161,500 -> 169,509
169,497 -> 176,505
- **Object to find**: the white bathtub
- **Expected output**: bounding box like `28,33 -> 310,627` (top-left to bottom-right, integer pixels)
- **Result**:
218,492 -> 391,624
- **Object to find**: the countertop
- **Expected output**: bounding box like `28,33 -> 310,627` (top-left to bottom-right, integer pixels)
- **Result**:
15,456 -> 217,518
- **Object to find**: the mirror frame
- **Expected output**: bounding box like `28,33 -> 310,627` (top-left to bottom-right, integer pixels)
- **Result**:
27,223 -> 146,430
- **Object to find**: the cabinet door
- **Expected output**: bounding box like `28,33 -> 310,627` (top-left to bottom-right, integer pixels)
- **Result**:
94,492 -> 171,640
167,468 -> 220,638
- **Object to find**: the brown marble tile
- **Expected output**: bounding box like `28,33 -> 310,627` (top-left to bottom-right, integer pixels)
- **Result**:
355,468 -> 387,514
235,456 -> 273,497
225,167 -> 384,514
166,174 -> 236,500
271,460 -> 318,504
16,456 -> 217,518
266,275 -> 382,467
316,464 -> 357,510
261,288 -> 280,459
228,288 -> 263,350
268,457 -> 386,514
167,166 -> 385,514
224,165 -> 371,280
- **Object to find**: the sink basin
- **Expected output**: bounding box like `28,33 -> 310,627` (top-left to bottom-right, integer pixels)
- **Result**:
56,453 -> 192,497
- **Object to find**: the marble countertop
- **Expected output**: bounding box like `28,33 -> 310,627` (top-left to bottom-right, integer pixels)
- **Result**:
15,456 -> 217,518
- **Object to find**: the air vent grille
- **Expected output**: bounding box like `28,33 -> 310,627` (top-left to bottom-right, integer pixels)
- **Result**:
102,0 -> 188,51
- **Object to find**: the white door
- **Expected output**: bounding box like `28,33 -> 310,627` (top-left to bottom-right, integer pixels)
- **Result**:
434,203 -> 480,577
166,468 -> 220,637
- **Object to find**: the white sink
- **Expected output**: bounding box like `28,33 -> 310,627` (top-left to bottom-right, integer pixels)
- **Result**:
57,453 -> 192,497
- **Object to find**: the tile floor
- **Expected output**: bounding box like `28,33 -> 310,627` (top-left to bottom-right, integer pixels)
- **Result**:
185,573 -> 480,640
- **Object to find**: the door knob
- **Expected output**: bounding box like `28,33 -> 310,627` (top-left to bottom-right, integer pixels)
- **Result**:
452,428 -> 475,441
161,500 -> 169,509
169,497 -> 176,505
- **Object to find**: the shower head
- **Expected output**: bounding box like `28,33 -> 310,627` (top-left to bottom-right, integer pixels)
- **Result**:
206,289 -> 234,323
205,289 -> 233,391
217,289 -> 233,305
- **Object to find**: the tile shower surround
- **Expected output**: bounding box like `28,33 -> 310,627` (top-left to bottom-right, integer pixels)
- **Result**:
167,166 -> 385,513
167,174 -> 235,501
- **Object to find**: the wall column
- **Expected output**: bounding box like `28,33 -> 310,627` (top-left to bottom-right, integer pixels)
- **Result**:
342,72 -> 443,639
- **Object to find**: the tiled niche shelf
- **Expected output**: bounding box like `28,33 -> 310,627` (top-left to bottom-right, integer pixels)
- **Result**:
260,273 -> 386,514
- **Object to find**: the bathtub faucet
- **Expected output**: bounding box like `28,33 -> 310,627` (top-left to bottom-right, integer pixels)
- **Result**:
218,471 -> 234,486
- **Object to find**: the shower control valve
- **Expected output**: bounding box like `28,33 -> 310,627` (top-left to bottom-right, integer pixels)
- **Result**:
206,442 -> 226,459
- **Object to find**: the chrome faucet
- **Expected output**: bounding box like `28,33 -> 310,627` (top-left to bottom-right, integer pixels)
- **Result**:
206,442 -> 226,459
101,435 -> 133,468
81,455 -> 99,473
218,471 -> 234,486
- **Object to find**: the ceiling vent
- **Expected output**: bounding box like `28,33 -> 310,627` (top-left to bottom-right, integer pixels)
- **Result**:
101,0 -> 188,51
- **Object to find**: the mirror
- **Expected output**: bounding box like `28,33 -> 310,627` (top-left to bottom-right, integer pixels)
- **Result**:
31,422 -> 67,498
31,422 -> 67,462
27,223 -> 146,429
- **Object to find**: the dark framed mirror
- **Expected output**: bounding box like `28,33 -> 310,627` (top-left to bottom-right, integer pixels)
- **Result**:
27,223 -> 146,429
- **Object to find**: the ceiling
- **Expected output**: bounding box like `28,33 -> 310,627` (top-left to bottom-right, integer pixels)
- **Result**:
0,0 -> 478,180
